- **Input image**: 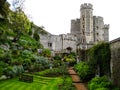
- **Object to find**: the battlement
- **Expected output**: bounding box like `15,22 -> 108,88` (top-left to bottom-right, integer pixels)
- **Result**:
94,16 -> 103,21
104,24 -> 109,29
71,18 -> 80,24
81,3 -> 93,10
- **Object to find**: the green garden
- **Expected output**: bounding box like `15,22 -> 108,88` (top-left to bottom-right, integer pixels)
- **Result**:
0,76 -> 61,90
0,0 -> 120,90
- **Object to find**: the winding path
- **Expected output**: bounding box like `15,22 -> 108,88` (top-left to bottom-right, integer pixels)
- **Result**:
68,67 -> 88,90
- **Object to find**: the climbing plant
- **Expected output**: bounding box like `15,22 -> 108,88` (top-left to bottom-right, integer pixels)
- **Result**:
88,42 -> 111,76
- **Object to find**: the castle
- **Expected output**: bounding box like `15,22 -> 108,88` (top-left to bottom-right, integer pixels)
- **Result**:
40,3 -> 109,54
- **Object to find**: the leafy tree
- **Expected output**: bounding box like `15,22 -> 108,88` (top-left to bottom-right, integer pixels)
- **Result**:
9,0 -> 31,42
0,0 -> 10,18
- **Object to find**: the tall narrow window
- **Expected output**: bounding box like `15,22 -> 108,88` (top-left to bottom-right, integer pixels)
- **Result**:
83,17 -> 84,21
83,25 -> 85,28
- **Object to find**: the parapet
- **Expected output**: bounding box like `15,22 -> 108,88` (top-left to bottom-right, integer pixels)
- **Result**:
80,3 -> 93,10
94,16 -> 103,21
71,18 -> 80,24
104,24 -> 109,29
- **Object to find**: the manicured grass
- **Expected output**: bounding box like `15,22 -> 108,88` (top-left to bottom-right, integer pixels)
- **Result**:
0,74 -> 63,90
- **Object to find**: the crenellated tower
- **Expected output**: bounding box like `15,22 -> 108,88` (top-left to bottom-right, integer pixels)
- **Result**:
80,3 -> 93,44
103,24 -> 109,42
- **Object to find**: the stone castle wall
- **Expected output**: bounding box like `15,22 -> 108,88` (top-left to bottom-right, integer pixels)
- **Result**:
110,37 -> 120,88
40,33 -> 77,53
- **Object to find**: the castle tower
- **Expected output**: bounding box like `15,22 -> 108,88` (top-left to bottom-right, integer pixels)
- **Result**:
103,24 -> 109,42
80,3 -> 93,43
71,19 -> 80,35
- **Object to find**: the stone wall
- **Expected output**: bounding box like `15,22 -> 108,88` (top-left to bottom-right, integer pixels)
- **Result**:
110,37 -> 120,88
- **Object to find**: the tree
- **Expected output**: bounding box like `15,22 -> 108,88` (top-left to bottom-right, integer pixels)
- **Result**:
0,0 -> 10,18
10,0 -> 31,42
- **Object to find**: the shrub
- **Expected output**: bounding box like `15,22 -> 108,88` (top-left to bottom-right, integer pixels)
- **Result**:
88,76 -> 113,90
59,76 -> 76,90
53,54 -> 62,60
22,59 -> 31,70
96,88 -> 109,90
52,60 -> 61,67
0,67 -> 3,77
64,54 -> 76,66
74,61 -> 95,82
35,56 -> 49,69
4,66 -> 15,78
12,65 -> 24,75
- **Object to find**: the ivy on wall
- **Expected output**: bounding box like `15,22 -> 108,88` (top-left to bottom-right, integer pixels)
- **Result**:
88,42 -> 111,76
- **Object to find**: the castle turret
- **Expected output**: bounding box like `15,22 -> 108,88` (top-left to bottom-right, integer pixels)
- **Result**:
71,19 -> 80,35
103,24 -> 109,41
80,3 -> 93,43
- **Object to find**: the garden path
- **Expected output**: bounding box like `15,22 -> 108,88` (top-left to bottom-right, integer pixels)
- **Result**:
68,67 -> 88,90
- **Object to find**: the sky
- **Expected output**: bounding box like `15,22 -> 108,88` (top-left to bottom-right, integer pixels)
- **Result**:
8,0 -> 120,41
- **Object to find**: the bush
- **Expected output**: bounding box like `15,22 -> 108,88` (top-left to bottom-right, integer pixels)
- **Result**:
37,67 -> 68,77
59,76 -> 76,90
0,67 -> 3,77
53,54 -> 62,60
96,88 -> 109,90
74,61 -> 95,82
35,56 -> 49,69
88,76 -> 113,90
12,65 -> 24,76
52,60 -> 61,67
4,66 -> 15,78
64,54 -> 76,66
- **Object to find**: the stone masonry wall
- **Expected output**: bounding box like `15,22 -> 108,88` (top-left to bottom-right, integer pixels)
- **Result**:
110,37 -> 120,88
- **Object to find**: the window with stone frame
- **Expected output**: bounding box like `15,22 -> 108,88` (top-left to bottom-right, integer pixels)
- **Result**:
48,43 -> 52,47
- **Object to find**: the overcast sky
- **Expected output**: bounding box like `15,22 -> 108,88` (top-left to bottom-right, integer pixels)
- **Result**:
8,0 -> 120,41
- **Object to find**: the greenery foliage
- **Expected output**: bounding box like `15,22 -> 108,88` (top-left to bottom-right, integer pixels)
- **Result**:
0,73 -> 63,90
36,62 -> 68,77
88,76 -> 116,90
0,0 -> 50,79
59,76 -> 76,90
74,61 -> 95,82
88,42 -> 111,76
0,0 -> 10,18
63,52 -> 76,66
41,48 -> 51,57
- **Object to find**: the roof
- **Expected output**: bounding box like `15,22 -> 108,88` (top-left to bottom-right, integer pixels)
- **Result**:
110,37 -> 120,43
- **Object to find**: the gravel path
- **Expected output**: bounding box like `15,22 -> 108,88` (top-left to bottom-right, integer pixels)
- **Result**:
68,67 -> 88,90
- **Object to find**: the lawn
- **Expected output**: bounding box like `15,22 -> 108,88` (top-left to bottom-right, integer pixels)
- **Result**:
0,74 -> 63,90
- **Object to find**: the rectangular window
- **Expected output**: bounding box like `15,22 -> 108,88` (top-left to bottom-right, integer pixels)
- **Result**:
48,43 -> 52,47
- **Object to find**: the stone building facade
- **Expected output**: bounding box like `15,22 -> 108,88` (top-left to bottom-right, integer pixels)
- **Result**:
40,33 -> 77,54
40,3 -> 109,53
